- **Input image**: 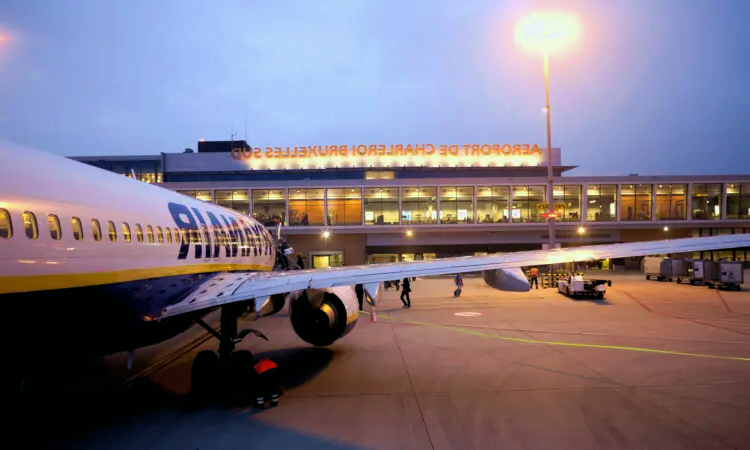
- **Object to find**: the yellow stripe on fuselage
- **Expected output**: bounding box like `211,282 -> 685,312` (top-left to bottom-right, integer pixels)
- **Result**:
0,263 -> 273,294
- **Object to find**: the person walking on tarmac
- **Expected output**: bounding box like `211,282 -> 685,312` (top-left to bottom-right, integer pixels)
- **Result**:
400,277 -> 411,308
355,283 -> 365,311
529,266 -> 539,289
454,273 -> 464,297
254,358 -> 282,408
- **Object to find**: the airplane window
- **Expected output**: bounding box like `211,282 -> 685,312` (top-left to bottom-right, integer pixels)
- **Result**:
156,226 -> 164,243
71,217 -> 84,240
134,224 -> 144,243
122,223 -> 132,242
91,219 -> 102,241
189,228 -> 201,244
181,228 -> 189,245
47,215 -> 62,241
23,212 -> 38,240
0,209 -> 12,239
146,225 -> 155,243
164,227 -> 172,243
107,220 -> 117,242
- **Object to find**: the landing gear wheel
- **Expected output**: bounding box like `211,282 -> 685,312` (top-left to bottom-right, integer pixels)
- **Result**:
596,292 -> 604,299
690,279 -> 695,285
191,350 -> 220,403
226,350 -> 257,405
646,275 -> 650,280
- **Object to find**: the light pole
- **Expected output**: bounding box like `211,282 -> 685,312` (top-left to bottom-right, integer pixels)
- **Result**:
516,12 -> 581,251
543,40 -> 556,250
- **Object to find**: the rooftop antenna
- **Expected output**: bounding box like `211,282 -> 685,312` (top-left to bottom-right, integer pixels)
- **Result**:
230,125 -> 236,152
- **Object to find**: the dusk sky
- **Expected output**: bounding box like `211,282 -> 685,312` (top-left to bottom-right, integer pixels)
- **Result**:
0,0 -> 748,176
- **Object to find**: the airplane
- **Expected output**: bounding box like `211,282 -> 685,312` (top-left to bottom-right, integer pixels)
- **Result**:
2,138 -> 749,400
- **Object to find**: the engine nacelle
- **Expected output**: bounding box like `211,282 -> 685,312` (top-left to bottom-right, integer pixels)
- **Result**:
482,267 -> 530,292
289,286 -> 360,346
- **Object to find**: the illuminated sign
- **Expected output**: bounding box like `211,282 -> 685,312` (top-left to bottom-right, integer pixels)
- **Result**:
228,143 -> 547,169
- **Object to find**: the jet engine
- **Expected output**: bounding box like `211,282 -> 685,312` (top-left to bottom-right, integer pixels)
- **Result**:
482,267 -> 531,292
288,286 -> 360,346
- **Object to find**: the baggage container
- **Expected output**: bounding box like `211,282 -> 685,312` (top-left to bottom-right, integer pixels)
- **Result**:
685,259 -> 708,285
705,261 -> 744,291
661,258 -> 688,282
642,257 -> 664,280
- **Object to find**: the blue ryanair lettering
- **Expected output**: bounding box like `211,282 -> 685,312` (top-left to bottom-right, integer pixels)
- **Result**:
168,202 -> 199,260
227,216 -> 248,257
220,215 -> 239,257
241,219 -> 258,256
191,208 -> 210,259
206,211 -> 230,258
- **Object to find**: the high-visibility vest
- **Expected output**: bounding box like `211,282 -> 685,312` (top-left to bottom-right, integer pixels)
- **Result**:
530,268 -> 539,276
255,358 -> 278,374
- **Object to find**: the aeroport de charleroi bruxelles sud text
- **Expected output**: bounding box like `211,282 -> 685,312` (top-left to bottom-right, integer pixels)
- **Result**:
230,143 -> 543,160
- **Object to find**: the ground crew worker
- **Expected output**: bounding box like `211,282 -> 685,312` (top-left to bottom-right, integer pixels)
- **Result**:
454,273 -> 463,296
529,267 -> 539,289
400,277 -> 411,308
355,283 -> 365,311
254,358 -> 282,408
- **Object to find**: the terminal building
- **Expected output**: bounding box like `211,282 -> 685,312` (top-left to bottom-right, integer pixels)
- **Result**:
70,140 -> 750,269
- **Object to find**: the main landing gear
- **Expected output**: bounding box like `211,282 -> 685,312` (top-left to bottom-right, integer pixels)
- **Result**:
190,302 -> 268,405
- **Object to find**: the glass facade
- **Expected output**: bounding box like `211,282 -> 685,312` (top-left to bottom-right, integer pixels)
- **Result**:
289,188 -> 325,226
401,187 -> 437,224
691,183 -> 721,220
476,186 -> 510,223
176,190 -> 212,202
655,184 -> 687,220
439,186 -> 474,224
364,188 -> 399,225
621,184 -> 652,221
512,185 -> 546,223
553,185 -> 581,222
586,185 -> 617,221
159,181 -> 750,228
252,189 -> 286,226
327,188 -> 362,226
727,183 -> 750,220
214,189 -> 249,215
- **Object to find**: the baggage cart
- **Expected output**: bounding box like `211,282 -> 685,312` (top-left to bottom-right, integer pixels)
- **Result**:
705,261 -> 744,291
642,256 -> 664,281
662,258 -> 688,283
685,259 -> 708,285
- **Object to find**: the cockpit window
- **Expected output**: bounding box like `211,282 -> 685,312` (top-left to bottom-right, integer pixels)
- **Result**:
91,219 -> 102,241
107,220 -> 117,242
134,224 -> 144,243
122,223 -> 132,242
71,217 -> 84,240
146,225 -> 155,243
156,226 -> 164,243
0,209 -> 12,239
23,212 -> 38,240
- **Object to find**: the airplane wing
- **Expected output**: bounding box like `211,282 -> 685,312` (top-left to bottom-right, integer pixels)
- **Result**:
158,234 -> 750,319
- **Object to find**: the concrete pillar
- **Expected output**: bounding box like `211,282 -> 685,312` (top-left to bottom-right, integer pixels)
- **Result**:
508,185 -> 514,224
721,183 -> 728,220
472,186 -> 477,224
686,183 -> 692,221
581,183 -> 588,223
651,184 -> 657,222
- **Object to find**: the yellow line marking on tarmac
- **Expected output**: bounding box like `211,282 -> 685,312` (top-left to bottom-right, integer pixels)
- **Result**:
362,311 -> 750,362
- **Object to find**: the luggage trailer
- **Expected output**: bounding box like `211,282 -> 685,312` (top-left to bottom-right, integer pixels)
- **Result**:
557,275 -> 612,299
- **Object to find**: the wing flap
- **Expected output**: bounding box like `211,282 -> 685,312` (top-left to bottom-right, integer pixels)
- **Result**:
159,234 -> 750,319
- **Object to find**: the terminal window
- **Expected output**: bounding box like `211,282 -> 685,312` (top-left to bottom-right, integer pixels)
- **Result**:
176,190 -> 213,202
364,188 -> 399,225
656,184 -> 686,220
620,184 -> 652,221
215,190 -> 249,215
252,189 -> 287,227
401,187 -> 437,225
726,183 -> 750,220
440,186 -> 474,224
365,171 -> 395,180
327,188 -> 363,226
289,188 -> 325,226
553,185 -> 581,222
691,183 -> 721,220
477,186 -> 510,223
586,185 -> 617,221
512,185 -> 546,223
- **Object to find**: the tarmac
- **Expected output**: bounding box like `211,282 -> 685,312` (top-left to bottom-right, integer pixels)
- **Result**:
16,270 -> 750,450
